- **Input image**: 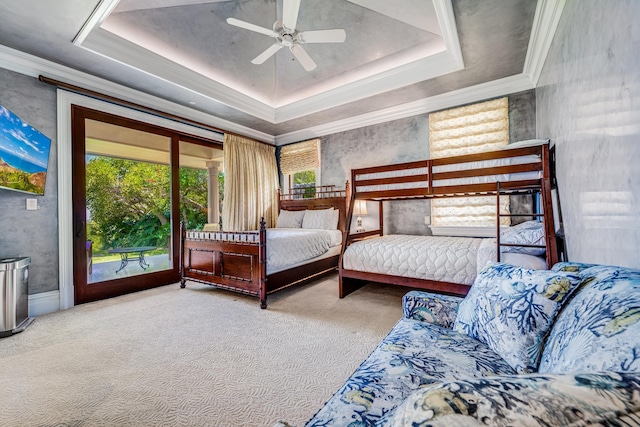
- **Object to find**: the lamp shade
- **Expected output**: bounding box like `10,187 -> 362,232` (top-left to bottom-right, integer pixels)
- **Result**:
354,200 -> 368,216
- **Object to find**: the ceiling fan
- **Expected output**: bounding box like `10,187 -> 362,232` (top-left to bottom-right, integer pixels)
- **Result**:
226,0 -> 346,72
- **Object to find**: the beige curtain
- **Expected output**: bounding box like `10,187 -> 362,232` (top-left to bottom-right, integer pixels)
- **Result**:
279,138 -> 320,175
429,97 -> 510,227
222,134 -> 279,231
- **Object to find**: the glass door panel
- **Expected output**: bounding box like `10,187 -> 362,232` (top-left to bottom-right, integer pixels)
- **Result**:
72,105 -> 180,304
179,139 -> 224,231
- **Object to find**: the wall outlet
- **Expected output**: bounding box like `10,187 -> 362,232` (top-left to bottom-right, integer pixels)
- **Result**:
26,198 -> 38,211
424,215 -> 431,225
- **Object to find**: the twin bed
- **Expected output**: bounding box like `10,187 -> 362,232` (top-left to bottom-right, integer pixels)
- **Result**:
180,185 -> 348,308
181,142 -> 558,308
339,142 -> 558,298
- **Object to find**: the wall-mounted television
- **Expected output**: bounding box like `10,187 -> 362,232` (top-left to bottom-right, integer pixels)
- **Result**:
0,104 -> 51,196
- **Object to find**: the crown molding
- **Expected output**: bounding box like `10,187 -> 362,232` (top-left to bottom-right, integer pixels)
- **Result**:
80,29 -> 277,123
73,0 -> 120,45
433,0 -> 464,67
275,50 -> 461,123
0,44 -> 274,143
523,0 -> 567,86
275,73 -> 534,144
74,0 -> 463,125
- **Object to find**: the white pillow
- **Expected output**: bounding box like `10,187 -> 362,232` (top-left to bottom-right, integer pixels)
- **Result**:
328,208 -> 339,230
501,220 -> 546,256
276,209 -> 305,228
302,208 -> 334,230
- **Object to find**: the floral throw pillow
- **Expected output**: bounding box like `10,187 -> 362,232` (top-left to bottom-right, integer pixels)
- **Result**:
454,262 -> 582,373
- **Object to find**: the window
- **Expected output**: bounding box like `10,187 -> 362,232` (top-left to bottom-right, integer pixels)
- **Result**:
279,138 -> 321,197
429,97 -> 510,230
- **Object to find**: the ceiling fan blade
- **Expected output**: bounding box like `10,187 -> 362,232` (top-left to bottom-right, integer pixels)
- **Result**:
290,45 -> 317,71
298,29 -> 346,44
252,44 -> 283,64
226,17 -> 275,37
282,0 -> 301,30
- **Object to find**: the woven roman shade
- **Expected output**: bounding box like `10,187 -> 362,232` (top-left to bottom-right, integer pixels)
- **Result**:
429,97 -> 510,227
279,139 -> 320,175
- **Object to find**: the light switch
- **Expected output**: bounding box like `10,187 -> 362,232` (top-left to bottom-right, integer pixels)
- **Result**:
424,215 -> 431,225
26,198 -> 38,211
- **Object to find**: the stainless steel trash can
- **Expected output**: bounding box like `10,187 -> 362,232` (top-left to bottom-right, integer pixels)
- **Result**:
0,257 -> 34,337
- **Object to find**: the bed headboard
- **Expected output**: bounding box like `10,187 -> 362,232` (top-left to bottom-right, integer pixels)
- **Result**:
278,182 -> 350,233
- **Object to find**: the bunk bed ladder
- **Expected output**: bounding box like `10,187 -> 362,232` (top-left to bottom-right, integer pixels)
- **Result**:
495,179 -> 559,268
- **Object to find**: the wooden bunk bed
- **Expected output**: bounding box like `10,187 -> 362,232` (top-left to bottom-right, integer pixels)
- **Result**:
181,184 -> 349,308
339,143 -> 558,298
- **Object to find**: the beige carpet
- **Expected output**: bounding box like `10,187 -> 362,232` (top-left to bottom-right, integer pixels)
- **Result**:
0,274 -> 407,427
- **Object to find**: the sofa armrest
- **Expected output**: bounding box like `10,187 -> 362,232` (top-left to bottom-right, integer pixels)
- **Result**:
402,291 -> 463,328
378,371 -> 640,427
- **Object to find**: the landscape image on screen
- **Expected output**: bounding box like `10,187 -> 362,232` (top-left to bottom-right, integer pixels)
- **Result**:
0,105 -> 51,195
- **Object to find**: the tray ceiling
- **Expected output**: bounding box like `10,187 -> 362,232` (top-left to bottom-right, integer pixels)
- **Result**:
0,0 -> 539,142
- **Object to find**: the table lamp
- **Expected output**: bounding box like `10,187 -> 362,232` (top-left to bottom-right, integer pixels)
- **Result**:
354,200 -> 368,232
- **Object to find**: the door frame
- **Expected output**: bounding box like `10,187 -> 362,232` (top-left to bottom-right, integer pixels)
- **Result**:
57,90 -> 223,309
72,106 -> 182,304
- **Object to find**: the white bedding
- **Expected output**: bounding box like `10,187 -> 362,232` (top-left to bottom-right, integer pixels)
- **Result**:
343,234 -> 545,285
186,228 -> 342,274
265,228 -> 341,274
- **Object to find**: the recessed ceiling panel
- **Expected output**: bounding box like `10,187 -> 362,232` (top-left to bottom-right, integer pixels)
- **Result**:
100,0 -> 444,106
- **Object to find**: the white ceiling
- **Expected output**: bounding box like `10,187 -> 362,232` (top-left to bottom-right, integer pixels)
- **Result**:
0,0 -> 545,144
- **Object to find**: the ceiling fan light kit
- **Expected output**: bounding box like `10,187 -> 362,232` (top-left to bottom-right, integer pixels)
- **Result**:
226,0 -> 346,72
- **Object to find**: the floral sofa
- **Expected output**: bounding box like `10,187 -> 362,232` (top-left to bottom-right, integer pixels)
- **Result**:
281,261 -> 640,426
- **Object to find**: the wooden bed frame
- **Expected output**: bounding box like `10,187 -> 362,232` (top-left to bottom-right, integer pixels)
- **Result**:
339,144 -> 558,298
180,184 -> 349,308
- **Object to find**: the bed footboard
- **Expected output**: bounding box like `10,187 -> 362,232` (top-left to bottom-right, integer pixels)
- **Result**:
180,221 -> 268,308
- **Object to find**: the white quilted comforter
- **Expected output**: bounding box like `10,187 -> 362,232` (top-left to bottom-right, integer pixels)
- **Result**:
342,234 -> 497,285
266,229 -> 335,273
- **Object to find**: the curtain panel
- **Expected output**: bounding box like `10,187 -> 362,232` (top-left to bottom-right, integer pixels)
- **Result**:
222,134 -> 279,231
279,138 -> 320,175
429,97 -> 510,227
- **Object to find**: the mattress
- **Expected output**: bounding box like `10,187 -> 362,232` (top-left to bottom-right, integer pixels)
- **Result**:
342,234 -> 484,285
343,234 -> 546,285
186,228 -> 341,275
265,228 -> 339,273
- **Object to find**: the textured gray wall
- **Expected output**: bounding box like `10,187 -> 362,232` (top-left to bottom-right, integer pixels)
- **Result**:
0,69 -> 58,294
536,0 -> 640,268
321,90 -> 536,234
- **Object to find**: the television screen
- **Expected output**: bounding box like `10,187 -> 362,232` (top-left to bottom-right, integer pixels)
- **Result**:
0,104 -> 51,196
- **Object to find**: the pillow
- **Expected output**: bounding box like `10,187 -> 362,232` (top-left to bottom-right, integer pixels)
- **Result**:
501,220 -> 546,256
378,372 -> 640,427
328,208 -> 339,230
275,209 -> 305,228
302,208 -> 334,230
453,262 -> 582,373
539,265 -> 640,373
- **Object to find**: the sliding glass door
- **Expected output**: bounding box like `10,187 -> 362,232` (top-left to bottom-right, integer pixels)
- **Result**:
71,107 -> 220,304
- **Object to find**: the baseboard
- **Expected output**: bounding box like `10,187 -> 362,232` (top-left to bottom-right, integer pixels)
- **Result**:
29,290 -> 60,317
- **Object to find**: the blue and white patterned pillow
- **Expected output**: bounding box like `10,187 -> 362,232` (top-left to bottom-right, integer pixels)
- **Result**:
539,264 -> 640,373
275,209 -> 305,228
454,262 -> 582,373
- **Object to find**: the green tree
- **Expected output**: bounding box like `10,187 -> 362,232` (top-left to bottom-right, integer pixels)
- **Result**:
179,167 -> 208,229
86,157 -> 172,249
